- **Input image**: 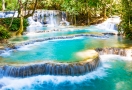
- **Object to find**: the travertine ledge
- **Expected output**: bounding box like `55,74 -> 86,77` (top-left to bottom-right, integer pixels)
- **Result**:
0,50 -> 100,77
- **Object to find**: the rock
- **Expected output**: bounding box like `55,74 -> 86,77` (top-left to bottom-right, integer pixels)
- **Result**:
60,20 -> 69,26
7,44 -> 16,49
102,33 -> 116,35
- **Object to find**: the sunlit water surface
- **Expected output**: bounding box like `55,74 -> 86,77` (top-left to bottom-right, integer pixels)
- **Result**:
1,35 -> 132,64
0,26 -> 132,90
0,26 -> 130,63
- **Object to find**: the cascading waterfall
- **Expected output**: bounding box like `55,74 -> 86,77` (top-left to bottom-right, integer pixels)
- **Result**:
0,34 -> 104,77
0,56 -> 100,77
60,11 -> 70,26
96,22 -> 117,31
0,11 -> 18,18
95,17 -> 121,34
26,10 -> 69,33
0,46 -> 132,78
95,47 -> 132,58
32,10 -> 61,27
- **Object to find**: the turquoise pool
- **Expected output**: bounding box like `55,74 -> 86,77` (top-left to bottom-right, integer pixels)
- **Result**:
0,26 -> 132,90
1,26 -> 132,64
9,26 -> 116,43
0,55 -> 132,90
1,35 -> 132,64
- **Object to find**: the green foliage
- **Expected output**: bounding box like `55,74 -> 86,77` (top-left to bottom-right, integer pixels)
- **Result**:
6,3 -> 16,10
0,3 -> 2,10
119,0 -> 132,39
1,18 -> 28,31
5,0 -> 18,10
0,25 -> 11,40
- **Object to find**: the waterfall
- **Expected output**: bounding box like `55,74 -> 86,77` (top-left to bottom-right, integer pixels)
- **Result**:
60,11 -> 70,26
0,11 -> 18,18
0,57 -> 100,77
26,10 -> 66,33
96,22 -> 117,31
95,47 -> 132,58
32,10 -> 61,27
95,16 -> 121,34
0,47 -> 131,78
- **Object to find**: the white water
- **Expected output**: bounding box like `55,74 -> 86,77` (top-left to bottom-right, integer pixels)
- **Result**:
0,51 -> 11,57
0,55 -> 131,90
95,16 -> 121,34
26,10 -> 61,33
0,11 -> 18,18
0,65 -> 107,90
27,17 -> 43,32
32,10 -> 60,27
100,55 -> 132,62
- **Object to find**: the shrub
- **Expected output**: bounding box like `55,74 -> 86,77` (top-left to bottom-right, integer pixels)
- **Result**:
0,25 -> 11,40
1,18 -> 29,31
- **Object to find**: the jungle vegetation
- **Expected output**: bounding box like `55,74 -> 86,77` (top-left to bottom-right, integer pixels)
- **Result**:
0,0 -> 131,39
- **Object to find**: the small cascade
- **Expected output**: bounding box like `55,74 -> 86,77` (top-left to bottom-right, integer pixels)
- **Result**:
0,56 -> 100,77
106,23 -> 116,30
95,47 -> 132,58
0,11 -> 18,18
95,16 -> 121,34
60,11 -> 70,26
26,17 -> 43,32
96,22 -> 117,31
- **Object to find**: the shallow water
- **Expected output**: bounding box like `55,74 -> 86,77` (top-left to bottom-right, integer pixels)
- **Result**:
1,35 -> 132,64
1,26 -> 132,64
9,26 -> 115,43
0,55 -> 132,90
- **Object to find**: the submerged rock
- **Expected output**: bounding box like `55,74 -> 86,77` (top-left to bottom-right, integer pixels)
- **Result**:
102,33 -> 116,35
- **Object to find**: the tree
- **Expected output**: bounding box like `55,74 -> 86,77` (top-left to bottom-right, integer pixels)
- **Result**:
61,0 -> 80,25
24,0 -> 38,18
2,0 -> 5,11
15,0 -> 38,36
16,0 -> 24,36
119,0 -> 132,39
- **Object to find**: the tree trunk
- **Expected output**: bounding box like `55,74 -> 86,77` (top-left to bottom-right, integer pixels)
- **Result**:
24,0 -> 38,18
74,15 -> 76,26
8,10 -> 16,29
87,12 -> 90,25
87,10 -> 92,26
16,9 -> 23,36
109,0 -> 112,17
16,0 -> 24,36
2,0 -> 5,11
24,0 -> 29,16
102,6 -> 107,19
71,15 -> 73,25
87,7 -> 91,26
